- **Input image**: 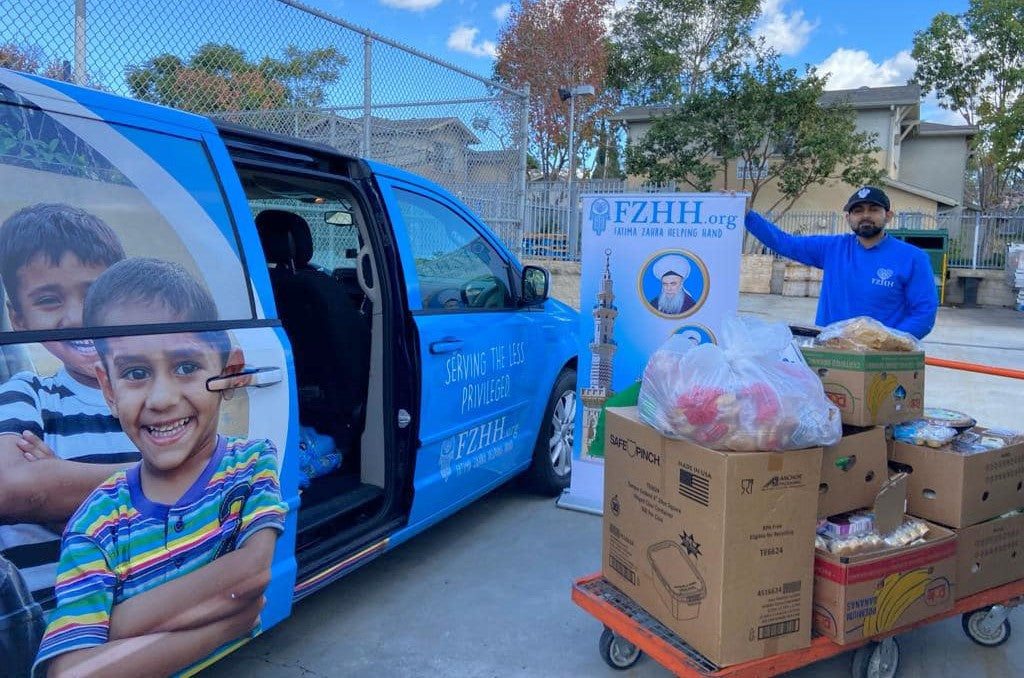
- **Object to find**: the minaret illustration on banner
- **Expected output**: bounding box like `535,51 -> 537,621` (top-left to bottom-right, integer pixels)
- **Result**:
581,248 -> 618,458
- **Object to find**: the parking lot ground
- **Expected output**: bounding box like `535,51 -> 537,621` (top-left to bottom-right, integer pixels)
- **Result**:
203,295 -> 1024,677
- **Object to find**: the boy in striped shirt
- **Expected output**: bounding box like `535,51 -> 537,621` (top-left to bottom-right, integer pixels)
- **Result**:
34,258 -> 288,677
0,204 -> 137,608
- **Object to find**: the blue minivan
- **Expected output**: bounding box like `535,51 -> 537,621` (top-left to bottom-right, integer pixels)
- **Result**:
0,67 -> 578,676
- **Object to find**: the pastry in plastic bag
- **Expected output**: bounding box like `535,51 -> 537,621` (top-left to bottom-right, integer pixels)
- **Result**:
814,316 -> 921,352
638,316 -> 842,451
819,519 -> 930,557
952,427 -> 1024,454
892,420 -> 957,448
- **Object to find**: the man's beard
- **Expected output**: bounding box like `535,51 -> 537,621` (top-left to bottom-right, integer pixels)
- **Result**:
851,221 -> 883,238
658,293 -> 686,314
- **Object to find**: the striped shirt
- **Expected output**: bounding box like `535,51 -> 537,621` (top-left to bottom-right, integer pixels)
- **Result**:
0,369 -> 139,600
33,436 -> 287,675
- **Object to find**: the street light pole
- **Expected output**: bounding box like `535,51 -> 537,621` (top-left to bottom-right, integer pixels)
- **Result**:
560,84 -> 595,258
566,93 -> 577,249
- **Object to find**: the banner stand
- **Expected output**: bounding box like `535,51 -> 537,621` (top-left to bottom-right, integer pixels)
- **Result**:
555,461 -> 604,515
557,192 -> 745,516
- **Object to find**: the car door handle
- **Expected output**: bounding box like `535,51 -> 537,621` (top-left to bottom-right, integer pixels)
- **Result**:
206,366 -> 283,391
429,338 -> 464,354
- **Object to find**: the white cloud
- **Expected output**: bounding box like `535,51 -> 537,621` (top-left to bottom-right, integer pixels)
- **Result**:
380,0 -> 442,10
447,25 -> 497,57
493,2 -> 511,22
922,97 -> 970,125
816,48 -> 917,89
754,0 -> 817,56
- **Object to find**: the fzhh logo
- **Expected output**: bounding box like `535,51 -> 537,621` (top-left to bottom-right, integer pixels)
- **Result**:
439,436 -> 455,481
590,198 -> 610,235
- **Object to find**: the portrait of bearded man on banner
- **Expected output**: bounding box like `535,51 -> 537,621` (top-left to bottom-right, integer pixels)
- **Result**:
645,253 -> 704,317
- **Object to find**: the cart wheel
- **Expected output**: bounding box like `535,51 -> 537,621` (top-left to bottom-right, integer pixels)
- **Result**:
599,627 -> 641,670
851,637 -> 900,678
962,607 -> 1012,647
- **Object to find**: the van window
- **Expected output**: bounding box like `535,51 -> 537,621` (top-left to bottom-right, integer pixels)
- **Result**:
392,188 -> 513,311
0,91 -> 252,330
240,169 -> 363,278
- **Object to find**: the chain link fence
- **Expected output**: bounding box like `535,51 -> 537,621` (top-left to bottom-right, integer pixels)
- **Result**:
0,0 -> 529,250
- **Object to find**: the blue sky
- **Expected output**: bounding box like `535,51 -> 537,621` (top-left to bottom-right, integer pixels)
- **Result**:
306,0 -> 970,123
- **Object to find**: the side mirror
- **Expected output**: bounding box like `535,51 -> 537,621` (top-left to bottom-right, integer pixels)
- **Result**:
521,265 -> 550,306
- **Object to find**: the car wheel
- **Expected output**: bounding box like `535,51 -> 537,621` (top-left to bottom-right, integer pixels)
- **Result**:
527,367 -> 576,496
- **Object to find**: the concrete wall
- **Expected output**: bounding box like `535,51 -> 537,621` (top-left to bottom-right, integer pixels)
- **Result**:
523,258 -> 581,310
525,257 -> 1018,311
943,268 -> 1016,307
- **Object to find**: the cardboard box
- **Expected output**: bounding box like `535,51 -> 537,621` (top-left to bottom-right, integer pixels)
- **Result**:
602,407 -> 822,667
890,433 -> 1024,528
800,347 -> 924,426
818,426 -> 888,518
955,512 -> 1024,599
812,520 -> 956,644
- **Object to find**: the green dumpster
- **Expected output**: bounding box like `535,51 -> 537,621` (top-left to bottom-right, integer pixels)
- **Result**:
887,228 -> 948,302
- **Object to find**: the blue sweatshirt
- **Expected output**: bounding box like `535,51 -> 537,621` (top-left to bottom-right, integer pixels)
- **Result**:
745,211 -> 938,338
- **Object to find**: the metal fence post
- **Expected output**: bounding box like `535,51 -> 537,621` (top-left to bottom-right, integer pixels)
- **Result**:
74,0 -> 87,84
517,83 -> 530,257
972,213 -> 981,270
362,34 -> 372,158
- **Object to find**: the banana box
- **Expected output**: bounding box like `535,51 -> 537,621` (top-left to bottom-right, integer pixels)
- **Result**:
818,426 -> 888,518
955,511 -> 1024,600
800,347 -> 924,427
812,519 -> 956,644
891,432 -> 1024,528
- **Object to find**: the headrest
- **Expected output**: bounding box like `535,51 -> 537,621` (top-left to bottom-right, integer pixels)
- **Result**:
254,210 -> 314,267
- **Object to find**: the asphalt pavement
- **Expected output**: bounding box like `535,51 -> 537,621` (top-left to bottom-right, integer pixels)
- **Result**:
202,294 -> 1024,678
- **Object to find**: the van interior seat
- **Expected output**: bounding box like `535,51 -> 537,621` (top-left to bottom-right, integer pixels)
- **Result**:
254,209 -> 370,456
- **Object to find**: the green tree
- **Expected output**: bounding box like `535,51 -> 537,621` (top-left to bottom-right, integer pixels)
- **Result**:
625,51 -> 884,215
494,0 -> 615,180
912,0 -> 1024,208
0,43 -> 72,81
590,120 -> 624,179
608,0 -> 760,105
126,43 -> 346,113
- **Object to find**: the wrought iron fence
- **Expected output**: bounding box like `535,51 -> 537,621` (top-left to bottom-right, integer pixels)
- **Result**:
0,0 -> 529,247
946,213 -> 1024,270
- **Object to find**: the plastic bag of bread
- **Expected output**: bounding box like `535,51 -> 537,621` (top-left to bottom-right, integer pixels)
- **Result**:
813,316 -> 921,352
638,316 -> 842,451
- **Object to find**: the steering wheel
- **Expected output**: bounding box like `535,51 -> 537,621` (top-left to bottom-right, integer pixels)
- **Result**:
431,288 -> 465,310
462,275 -> 505,309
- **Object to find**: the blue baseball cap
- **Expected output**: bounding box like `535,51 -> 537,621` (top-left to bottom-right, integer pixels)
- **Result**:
844,186 -> 890,212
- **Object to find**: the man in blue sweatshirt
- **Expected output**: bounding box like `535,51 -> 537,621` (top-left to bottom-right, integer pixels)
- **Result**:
744,186 -> 938,339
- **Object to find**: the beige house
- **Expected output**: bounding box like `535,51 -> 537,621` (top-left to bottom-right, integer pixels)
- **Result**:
609,84 -> 978,219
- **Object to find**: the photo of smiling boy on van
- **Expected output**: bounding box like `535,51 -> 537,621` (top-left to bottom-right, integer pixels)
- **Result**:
0,203 -> 137,613
33,257 -> 288,678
